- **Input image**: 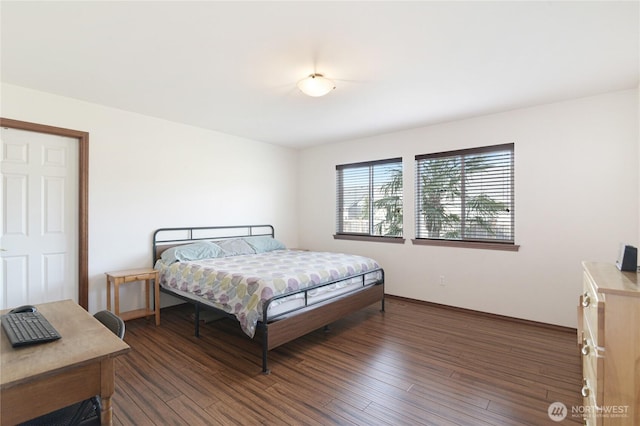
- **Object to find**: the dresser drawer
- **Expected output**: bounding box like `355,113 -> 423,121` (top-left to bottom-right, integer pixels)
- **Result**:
582,390 -> 601,426
581,332 -> 604,407
582,271 -> 604,347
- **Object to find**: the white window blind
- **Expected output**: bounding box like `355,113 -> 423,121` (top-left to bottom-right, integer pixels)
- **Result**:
415,144 -> 514,244
336,158 -> 403,238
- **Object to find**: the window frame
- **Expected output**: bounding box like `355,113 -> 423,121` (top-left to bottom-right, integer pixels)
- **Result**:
413,143 -> 519,251
334,157 -> 405,243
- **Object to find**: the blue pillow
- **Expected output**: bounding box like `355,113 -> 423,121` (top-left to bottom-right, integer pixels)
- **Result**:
160,241 -> 224,264
243,236 -> 286,253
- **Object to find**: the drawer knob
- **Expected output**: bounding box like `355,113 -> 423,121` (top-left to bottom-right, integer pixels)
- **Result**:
581,339 -> 590,356
581,379 -> 591,397
582,293 -> 591,307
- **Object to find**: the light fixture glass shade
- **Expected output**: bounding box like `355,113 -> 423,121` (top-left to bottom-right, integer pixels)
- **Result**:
297,73 -> 335,97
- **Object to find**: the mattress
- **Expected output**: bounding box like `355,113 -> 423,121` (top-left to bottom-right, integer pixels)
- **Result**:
156,249 -> 382,338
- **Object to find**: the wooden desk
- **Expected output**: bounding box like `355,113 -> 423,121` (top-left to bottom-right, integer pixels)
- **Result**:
0,300 -> 130,425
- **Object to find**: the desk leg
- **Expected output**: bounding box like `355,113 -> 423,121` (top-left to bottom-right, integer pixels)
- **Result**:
100,358 -> 115,426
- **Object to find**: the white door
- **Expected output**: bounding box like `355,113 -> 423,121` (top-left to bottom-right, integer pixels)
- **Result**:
1,127 -> 79,309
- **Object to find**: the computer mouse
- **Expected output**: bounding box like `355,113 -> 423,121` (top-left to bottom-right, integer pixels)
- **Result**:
9,305 -> 37,314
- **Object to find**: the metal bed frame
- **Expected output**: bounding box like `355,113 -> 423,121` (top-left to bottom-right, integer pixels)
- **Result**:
152,225 -> 385,373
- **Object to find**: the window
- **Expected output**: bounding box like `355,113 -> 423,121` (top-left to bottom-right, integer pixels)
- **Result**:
336,158 -> 403,241
415,143 -> 515,247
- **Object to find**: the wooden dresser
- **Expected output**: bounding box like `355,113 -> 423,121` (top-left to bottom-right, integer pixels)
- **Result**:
578,262 -> 640,425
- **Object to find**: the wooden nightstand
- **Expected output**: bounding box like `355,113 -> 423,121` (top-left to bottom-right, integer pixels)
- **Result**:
105,268 -> 160,325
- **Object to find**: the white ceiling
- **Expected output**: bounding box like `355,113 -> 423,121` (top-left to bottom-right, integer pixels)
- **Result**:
1,1 -> 638,149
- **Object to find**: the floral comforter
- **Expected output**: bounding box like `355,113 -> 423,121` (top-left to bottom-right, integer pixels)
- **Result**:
156,250 -> 382,337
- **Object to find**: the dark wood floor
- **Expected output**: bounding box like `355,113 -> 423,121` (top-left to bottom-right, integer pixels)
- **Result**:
114,297 -> 582,425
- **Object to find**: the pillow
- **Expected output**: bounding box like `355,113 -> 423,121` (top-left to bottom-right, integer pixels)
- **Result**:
215,238 -> 256,257
243,236 -> 286,253
160,241 -> 224,264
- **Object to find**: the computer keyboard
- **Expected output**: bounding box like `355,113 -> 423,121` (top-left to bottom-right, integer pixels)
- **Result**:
2,311 -> 61,347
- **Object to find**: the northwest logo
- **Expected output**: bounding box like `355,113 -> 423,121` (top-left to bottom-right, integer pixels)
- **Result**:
548,402 -> 567,422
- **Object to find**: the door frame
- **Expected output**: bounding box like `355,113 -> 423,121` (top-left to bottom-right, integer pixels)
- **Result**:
1,118 -> 89,309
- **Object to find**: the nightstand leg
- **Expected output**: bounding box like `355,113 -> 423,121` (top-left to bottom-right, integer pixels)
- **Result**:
144,278 -> 151,317
106,277 -> 112,311
153,275 -> 160,326
114,278 -> 121,318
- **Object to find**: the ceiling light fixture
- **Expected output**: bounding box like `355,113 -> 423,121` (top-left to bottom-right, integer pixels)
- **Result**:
297,73 -> 336,97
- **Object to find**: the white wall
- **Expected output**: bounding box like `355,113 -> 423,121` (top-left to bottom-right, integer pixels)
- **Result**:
1,83 -> 299,313
298,89 -> 639,328
2,83 -> 637,327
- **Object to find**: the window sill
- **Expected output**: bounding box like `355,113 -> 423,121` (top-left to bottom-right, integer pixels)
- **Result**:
411,239 -> 520,252
334,234 -> 406,244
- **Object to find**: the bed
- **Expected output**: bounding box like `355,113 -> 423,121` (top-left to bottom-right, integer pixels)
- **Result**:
152,225 -> 385,373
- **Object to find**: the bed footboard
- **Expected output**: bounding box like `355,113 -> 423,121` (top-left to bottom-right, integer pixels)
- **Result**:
259,282 -> 384,373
